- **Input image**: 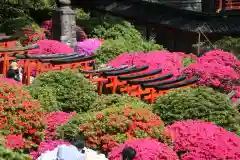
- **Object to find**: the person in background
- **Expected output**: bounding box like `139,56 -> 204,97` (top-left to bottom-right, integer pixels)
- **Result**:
6,61 -> 20,82
37,136 -> 85,160
122,147 -> 136,160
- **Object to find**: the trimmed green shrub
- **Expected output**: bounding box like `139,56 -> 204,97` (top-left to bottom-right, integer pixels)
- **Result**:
75,8 -> 90,21
89,18 -> 143,40
28,69 -> 97,113
153,86 -> 240,133
57,106 -> 171,152
28,86 -> 58,112
214,36 -> 240,59
95,38 -> 163,64
89,94 -> 151,112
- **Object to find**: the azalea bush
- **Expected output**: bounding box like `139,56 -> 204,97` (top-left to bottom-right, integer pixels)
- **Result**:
30,140 -> 70,160
108,139 -> 178,160
108,50 -> 182,76
75,38 -> 103,56
27,39 -> 73,55
183,50 -> 240,93
43,112 -> 75,140
168,120 -> 240,159
28,70 -> 97,113
153,86 -> 240,133
20,24 -> 45,46
197,50 -> 240,74
0,79 -> 45,150
89,94 -> 151,112
57,106 -> 171,152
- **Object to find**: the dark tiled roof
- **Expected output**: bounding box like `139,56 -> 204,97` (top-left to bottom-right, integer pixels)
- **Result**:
72,0 -> 240,33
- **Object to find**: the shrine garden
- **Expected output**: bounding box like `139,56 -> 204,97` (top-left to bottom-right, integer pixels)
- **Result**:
0,1 -> 240,160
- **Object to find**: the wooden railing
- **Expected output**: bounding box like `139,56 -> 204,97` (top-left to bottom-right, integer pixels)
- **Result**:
217,0 -> 240,12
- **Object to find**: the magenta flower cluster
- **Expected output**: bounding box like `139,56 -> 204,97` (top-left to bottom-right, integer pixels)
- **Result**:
28,40 -> 74,55
108,139 -> 179,160
199,50 -> 240,75
167,120 -> 240,160
43,111 -> 74,140
75,38 -> 103,56
183,50 -> 240,92
30,140 -> 70,160
108,50 -> 183,76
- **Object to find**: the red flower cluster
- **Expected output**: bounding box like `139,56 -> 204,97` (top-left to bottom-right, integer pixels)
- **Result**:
167,120 -> 240,160
79,106 -> 170,152
109,139 -> 178,160
5,135 -> 25,150
43,111 -> 74,140
0,80 -> 45,150
21,26 -> 45,46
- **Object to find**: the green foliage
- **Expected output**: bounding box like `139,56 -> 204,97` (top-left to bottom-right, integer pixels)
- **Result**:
0,0 -> 53,34
0,17 -> 34,34
28,86 -> 58,112
89,94 -> 151,112
89,18 -> 143,40
214,36 -> 240,59
182,57 -> 196,67
57,106 -> 170,152
28,69 -> 98,113
0,145 -> 30,160
75,8 -> 90,21
95,38 -> 163,64
153,86 -> 240,133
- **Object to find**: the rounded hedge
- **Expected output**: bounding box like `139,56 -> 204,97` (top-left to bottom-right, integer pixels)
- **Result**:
153,86 -> 240,133
88,94 -> 151,112
28,69 -> 97,113
89,19 -> 143,41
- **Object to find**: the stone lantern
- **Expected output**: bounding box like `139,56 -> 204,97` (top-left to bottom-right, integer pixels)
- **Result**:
52,0 -> 77,48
